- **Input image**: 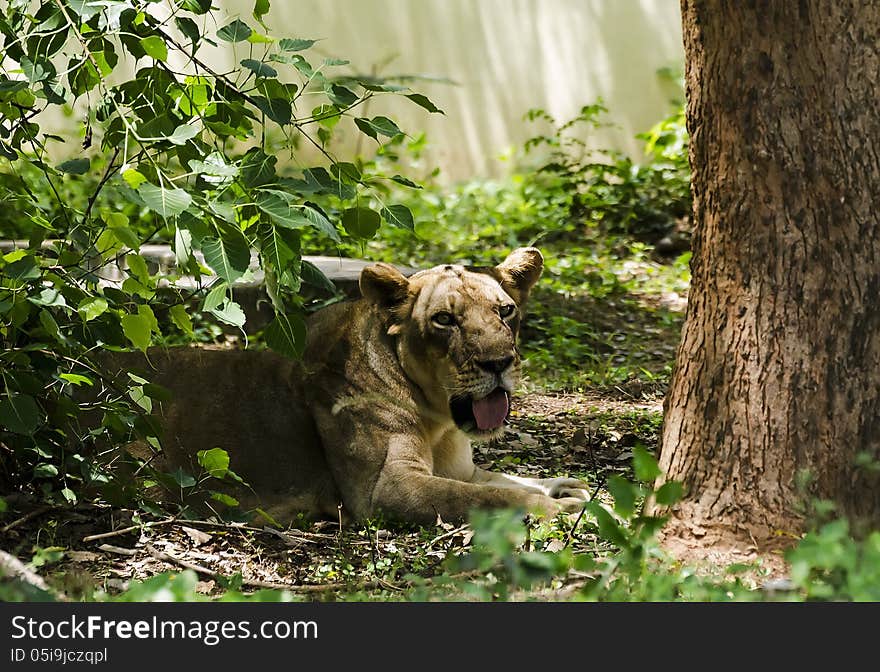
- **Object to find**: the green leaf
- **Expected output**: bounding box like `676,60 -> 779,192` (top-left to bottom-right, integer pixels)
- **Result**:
328,84 -> 358,107
29,288 -> 67,308
301,259 -> 336,294
210,300 -> 246,328
122,168 -> 147,189
201,230 -> 251,283
5,256 -> 41,280
211,492 -> 239,507
301,206 -> 341,242
586,501 -> 629,548
178,0 -> 211,14
607,475 -> 637,519
241,59 -> 277,79
169,304 -> 194,336
381,204 -> 414,230
218,20 -> 252,42
341,207 -> 381,239
278,38 -> 316,51
107,226 -> 140,253
77,296 -> 108,322
2,249 -> 26,263
39,309 -> 61,342
59,373 -> 93,387
175,17 -> 201,48
253,0 -> 270,24
330,162 -> 361,183
58,158 -> 90,174
633,445 -> 662,483
126,253 -> 150,281
170,467 -> 196,488
202,283 -> 227,312
138,183 -> 193,218
252,96 -> 291,125
122,306 -> 156,352
256,191 -> 310,228
198,447 -> 230,478
0,79 -> 28,96
655,480 -> 683,506
259,223 -> 298,270
33,463 -> 59,478
61,487 -> 77,504
130,383 -> 152,413
0,394 -> 41,435
354,116 -> 402,141
68,58 -> 99,96
139,36 -> 168,62
263,312 -> 306,359
189,152 -> 239,185
240,148 -> 277,187
406,93 -> 444,114
168,124 -> 199,145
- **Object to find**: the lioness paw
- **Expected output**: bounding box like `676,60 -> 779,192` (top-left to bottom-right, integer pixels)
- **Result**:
555,496 -> 588,513
525,494 -> 585,518
543,477 -> 590,499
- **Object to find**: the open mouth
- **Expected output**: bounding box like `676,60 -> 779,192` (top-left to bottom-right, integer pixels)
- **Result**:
450,387 -> 510,434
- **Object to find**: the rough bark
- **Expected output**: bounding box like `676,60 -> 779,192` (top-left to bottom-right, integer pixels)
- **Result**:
659,0 -> 880,544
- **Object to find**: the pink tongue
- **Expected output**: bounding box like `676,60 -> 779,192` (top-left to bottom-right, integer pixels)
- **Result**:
472,389 -> 509,430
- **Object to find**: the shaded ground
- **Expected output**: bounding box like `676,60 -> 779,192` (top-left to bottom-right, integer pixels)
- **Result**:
0,387 -> 670,601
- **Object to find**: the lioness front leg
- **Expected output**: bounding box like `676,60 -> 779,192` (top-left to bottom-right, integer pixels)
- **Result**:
472,468 -> 590,500
371,463 -> 585,525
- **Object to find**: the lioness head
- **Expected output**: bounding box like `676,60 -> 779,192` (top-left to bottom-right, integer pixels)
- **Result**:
360,247 -> 543,438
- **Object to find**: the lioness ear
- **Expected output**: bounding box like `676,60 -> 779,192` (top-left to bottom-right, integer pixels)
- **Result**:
360,262 -> 410,308
495,247 -> 544,304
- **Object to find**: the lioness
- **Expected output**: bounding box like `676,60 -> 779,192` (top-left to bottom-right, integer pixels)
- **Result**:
107,248 -> 588,524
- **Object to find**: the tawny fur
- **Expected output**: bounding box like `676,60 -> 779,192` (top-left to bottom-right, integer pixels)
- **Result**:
102,248 -> 588,525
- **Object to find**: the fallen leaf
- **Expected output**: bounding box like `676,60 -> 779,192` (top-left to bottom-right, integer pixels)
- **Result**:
545,539 -> 566,553
67,551 -> 100,563
181,526 -> 212,546
196,580 -> 216,594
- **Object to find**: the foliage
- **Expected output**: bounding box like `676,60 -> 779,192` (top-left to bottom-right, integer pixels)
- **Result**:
0,0 -> 438,507
787,520 -> 880,601
521,102 -> 690,243
408,448 -> 760,602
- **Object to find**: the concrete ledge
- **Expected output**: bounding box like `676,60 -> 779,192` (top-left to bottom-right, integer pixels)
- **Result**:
1,241 -> 417,332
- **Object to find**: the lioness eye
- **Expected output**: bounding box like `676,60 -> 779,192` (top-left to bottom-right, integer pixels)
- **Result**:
499,304 -> 516,319
432,311 -> 455,327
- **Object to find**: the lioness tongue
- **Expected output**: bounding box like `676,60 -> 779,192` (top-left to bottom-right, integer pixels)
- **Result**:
472,389 -> 509,431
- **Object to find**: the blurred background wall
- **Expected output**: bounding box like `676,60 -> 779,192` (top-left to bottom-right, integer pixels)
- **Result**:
215,0 -> 684,181
32,0 -> 683,182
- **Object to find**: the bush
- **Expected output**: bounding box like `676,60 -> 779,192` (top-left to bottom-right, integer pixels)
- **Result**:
0,0 -> 438,509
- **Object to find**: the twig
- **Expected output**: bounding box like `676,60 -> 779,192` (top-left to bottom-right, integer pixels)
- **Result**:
259,526 -> 320,546
81,146 -> 120,226
427,524 -> 470,548
564,475 -> 606,549
98,544 -> 138,556
82,517 -> 176,542
1,505 -> 55,534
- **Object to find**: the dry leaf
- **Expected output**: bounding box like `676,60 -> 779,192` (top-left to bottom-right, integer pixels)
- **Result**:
544,539 -> 566,553
196,580 -> 216,594
181,526 -> 212,546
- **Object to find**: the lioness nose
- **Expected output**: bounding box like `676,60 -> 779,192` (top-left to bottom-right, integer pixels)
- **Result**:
477,356 -> 514,374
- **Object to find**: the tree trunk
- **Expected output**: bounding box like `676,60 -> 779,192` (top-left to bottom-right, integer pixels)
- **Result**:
659,0 -> 880,545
